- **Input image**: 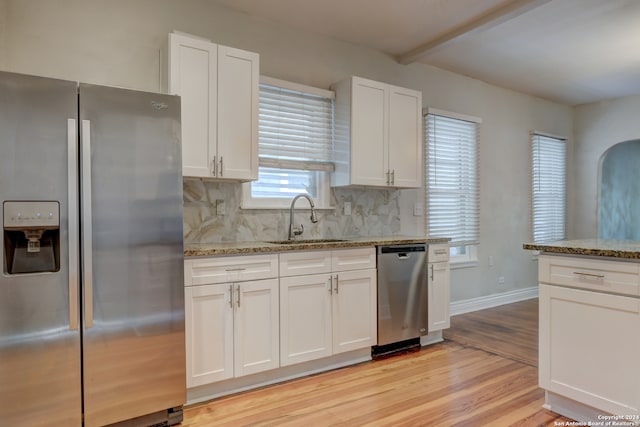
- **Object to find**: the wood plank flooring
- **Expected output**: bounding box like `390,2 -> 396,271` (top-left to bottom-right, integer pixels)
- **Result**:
182,298 -> 571,426
444,299 -> 539,367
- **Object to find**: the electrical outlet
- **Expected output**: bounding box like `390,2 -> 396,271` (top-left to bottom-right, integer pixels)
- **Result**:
413,202 -> 424,216
216,200 -> 225,216
498,276 -> 505,285
343,202 -> 352,216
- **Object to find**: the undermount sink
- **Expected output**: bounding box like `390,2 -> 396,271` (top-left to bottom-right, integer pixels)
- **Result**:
265,239 -> 348,245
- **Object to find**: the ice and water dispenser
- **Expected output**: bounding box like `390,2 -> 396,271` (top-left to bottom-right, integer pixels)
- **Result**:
3,201 -> 60,274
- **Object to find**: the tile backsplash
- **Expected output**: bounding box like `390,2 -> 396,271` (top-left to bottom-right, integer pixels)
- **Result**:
183,179 -> 401,244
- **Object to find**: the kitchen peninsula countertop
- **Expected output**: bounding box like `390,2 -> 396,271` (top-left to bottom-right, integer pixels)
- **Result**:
523,238 -> 640,259
185,236 -> 450,257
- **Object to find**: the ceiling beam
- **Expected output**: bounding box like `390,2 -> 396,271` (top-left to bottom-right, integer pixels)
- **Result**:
397,0 -> 552,65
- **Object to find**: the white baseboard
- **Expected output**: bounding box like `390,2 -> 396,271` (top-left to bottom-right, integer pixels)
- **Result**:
450,287 -> 538,316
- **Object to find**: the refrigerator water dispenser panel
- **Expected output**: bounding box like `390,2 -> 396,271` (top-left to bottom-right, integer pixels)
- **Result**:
3,201 -> 60,274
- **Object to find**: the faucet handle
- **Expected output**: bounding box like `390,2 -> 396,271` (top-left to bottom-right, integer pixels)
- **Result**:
292,224 -> 304,237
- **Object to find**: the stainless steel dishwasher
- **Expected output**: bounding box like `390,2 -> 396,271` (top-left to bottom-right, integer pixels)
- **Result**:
374,243 -> 428,357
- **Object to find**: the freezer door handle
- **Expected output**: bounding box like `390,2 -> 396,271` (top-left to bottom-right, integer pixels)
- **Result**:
81,119 -> 94,329
68,119 -> 79,331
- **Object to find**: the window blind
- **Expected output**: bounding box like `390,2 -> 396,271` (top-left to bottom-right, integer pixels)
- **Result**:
531,133 -> 566,243
258,83 -> 334,170
425,113 -> 480,245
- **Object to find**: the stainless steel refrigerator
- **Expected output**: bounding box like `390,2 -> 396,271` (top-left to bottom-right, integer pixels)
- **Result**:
0,71 -> 186,426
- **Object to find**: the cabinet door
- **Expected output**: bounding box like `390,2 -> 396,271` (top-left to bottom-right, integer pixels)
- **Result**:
185,284 -> 233,387
540,284 -> 640,416
217,46 -> 259,180
350,77 -> 388,186
169,33 -> 216,178
332,269 -> 377,354
388,85 -> 422,188
280,274 -> 333,366
234,279 -> 280,377
428,262 -> 450,332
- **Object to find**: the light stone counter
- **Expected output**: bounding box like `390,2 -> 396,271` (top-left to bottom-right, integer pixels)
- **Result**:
523,238 -> 640,259
185,236 -> 450,257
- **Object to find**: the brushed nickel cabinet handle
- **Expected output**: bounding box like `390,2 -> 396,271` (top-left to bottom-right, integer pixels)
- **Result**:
328,276 -> 333,295
211,155 -> 217,176
219,156 -> 224,177
236,284 -> 241,307
334,274 -> 339,294
573,271 -> 605,279
229,284 -> 233,308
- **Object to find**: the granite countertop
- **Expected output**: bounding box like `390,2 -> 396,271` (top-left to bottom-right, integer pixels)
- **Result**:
185,236 -> 450,257
523,238 -> 640,259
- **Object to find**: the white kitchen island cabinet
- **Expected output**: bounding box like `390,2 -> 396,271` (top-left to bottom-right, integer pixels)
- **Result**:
184,255 -> 279,388
332,76 -> 422,188
279,248 -> 377,366
167,32 -> 258,180
525,244 -> 640,422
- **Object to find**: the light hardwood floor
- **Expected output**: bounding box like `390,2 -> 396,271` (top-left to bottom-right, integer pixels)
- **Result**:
182,298 -> 571,426
443,298 -> 538,367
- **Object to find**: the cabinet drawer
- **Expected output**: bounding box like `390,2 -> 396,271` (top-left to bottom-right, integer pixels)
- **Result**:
539,255 -> 640,296
185,254 -> 279,286
332,248 -> 376,272
280,251 -> 332,277
428,244 -> 449,262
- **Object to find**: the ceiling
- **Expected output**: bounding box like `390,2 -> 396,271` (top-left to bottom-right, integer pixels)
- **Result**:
213,0 -> 640,106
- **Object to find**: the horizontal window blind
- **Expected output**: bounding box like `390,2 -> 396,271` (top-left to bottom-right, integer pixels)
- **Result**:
258,83 -> 333,168
251,167 -> 320,198
252,82 -> 334,201
425,113 -> 480,245
531,133 -> 566,243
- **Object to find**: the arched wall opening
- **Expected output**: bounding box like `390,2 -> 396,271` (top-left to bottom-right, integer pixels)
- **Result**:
598,139 -> 640,239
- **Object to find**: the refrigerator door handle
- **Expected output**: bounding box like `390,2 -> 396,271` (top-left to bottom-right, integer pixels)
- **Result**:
81,119 -> 94,329
68,119 -> 79,331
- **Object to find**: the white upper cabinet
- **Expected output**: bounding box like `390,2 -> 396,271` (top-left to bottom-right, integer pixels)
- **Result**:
167,32 -> 259,181
332,76 -> 422,188
388,85 -> 422,188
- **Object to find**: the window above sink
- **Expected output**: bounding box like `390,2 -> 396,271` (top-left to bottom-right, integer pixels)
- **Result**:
242,76 -> 335,210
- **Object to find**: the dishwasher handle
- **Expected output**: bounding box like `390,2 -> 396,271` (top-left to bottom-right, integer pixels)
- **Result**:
379,244 -> 426,254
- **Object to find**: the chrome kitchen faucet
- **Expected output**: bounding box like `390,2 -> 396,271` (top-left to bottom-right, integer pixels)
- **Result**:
288,194 -> 318,240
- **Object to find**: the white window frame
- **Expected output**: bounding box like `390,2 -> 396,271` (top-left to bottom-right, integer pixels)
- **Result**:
242,76 -> 335,210
531,131 -> 566,243
424,108 -> 481,267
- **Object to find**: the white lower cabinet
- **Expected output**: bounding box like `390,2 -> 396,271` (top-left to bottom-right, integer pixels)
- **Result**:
185,278 -> 279,388
539,283 -> 640,416
184,254 -> 280,388
331,269 -> 378,354
427,244 -> 450,332
185,282 -> 233,386
279,273 -> 333,365
538,254 -> 640,418
184,248 -> 377,388
279,248 -> 377,367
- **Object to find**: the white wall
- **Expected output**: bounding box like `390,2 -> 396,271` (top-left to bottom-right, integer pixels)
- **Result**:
1,0 -> 573,302
571,95 -> 640,238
